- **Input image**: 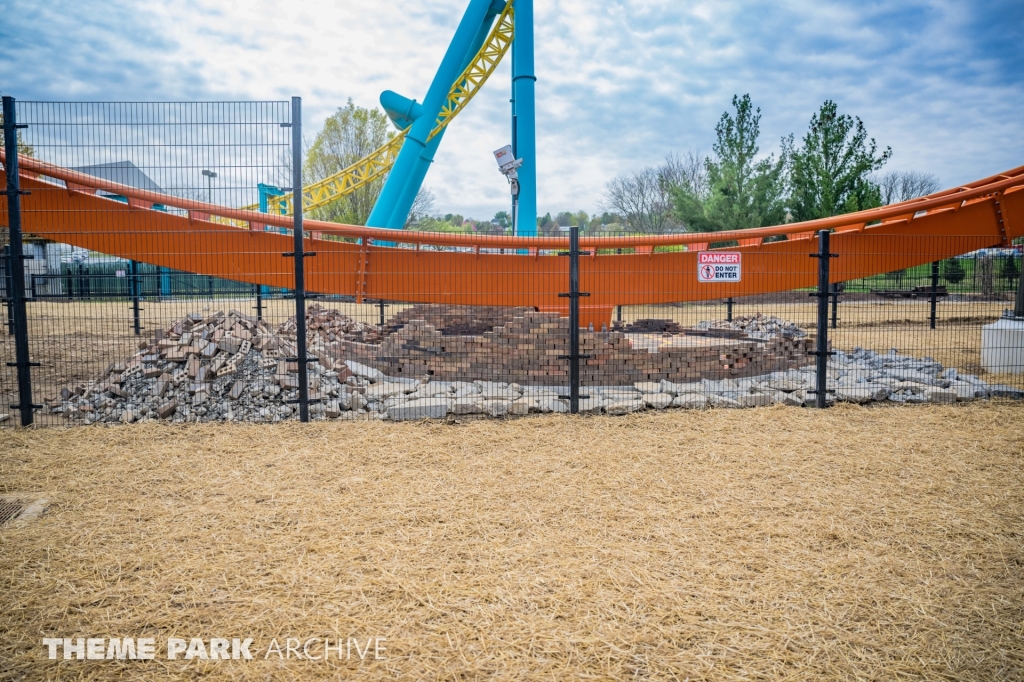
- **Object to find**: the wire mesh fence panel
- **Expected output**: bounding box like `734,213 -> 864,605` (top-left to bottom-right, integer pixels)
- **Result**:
829,234 -> 1023,403
2,99 -> 1023,427
3,100 -> 296,426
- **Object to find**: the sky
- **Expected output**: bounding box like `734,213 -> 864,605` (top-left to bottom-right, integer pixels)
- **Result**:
1,0 -> 1022,221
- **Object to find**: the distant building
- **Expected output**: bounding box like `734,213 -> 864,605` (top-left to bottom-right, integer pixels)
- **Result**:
70,160 -> 163,193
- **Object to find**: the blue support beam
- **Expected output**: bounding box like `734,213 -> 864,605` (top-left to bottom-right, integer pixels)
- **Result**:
367,0 -> 498,229
380,8 -> 503,229
512,0 -> 537,236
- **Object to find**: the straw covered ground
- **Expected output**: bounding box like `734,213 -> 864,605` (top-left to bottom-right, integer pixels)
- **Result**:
2,405 -> 1023,680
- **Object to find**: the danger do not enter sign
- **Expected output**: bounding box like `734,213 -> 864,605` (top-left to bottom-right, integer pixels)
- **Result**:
697,252 -> 742,282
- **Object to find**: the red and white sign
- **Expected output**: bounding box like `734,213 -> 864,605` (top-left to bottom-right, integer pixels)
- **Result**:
697,251 -> 742,282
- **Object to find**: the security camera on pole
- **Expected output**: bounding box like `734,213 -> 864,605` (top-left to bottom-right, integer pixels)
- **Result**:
493,144 -> 523,236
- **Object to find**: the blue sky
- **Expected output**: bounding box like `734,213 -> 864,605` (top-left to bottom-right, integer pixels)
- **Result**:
1,0 -> 1021,220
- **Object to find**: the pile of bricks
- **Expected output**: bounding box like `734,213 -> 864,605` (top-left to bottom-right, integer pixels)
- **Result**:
330,307 -> 814,385
384,305 -> 536,336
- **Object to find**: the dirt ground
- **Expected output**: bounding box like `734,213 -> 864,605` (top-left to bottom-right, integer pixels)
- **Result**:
1,405 -> 1022,680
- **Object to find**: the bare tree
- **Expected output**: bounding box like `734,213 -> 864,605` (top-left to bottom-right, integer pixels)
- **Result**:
406,186 -> 436,226
602,166 -> 680,234
877,170 -> 941,205
660,150 -> 709,202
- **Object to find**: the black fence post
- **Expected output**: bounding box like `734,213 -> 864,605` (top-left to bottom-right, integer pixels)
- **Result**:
830,283 -> 840,329
930,260 -> 939,329
378,299 -> 387,327
286,96 -> 311,423
253,284 -> 264,321
726,297 -> 734,322
1015,259 -> 1024,319
810,230 -> 836,409
130,260 -> 142,336
558,224 -> 591,414
2,95 -> 39,426
3,245 -> 13,334
80,265 -> 90,300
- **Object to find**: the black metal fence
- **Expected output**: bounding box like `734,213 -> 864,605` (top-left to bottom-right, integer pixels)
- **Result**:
2,97 -> 1023,427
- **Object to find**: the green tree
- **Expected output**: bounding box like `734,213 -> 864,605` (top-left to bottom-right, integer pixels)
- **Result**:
0,107 -> 35,158
304,99 -> 394,225
789,100 -> 891,221
679,94 -> 790,233
673,95 -> 788,232
493,211 -> 510,229
555,211 -> 575,227
942,258 -> 965,286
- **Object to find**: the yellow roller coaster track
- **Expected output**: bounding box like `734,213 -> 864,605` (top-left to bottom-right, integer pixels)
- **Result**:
265,0 -> 515,217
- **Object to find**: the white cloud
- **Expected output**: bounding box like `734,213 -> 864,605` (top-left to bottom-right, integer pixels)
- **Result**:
1,0 -> 1021,220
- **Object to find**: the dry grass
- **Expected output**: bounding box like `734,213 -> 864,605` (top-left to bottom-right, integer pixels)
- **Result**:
2,405 -> 1023,680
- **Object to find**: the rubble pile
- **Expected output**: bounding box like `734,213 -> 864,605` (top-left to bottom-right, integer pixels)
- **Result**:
292,305 -> 384,345
45,308 -> 1023,425
51,307 -> 366,425
695,313 -> 808,340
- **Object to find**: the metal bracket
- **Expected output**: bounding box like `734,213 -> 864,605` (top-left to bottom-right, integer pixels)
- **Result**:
558,292 -> 591,298
6,361 -> 41,367
282,252 -> 317,258
10,404 -> 43,410
558,394 -> 591,400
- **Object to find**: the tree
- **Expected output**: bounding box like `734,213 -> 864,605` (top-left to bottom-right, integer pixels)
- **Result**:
405,187 -> 436,226
877,170 -> 941,205
789,100 -> 891,221
661,150 -> 709,202
493,211 -> 510,229
703,95 -> 790,231
304,99 -> 395,225
555,211 -> 575,227
0,107 -> 35,158
943,258 -> 966,286
603,165 -> 679,234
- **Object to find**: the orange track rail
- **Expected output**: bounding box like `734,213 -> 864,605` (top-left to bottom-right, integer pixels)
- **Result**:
2,154 -> 1023,328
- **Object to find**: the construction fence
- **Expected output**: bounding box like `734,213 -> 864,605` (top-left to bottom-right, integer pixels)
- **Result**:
2,98 -> 1023,427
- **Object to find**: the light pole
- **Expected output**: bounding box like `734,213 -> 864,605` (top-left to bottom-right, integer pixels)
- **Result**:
201,169 -> 217,203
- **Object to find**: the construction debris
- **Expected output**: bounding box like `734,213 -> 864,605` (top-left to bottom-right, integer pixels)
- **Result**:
45,308 -> 1019,425
695,313 -> 808,340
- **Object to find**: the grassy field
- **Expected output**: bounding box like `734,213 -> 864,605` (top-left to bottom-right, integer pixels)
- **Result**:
1,406 -> 1022,679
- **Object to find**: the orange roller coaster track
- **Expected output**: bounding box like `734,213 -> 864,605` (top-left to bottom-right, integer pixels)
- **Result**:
2,153 -> 1023,329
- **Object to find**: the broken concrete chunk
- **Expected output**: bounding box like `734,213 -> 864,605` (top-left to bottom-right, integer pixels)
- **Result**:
155,400 -> 178,419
